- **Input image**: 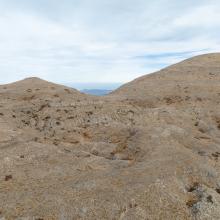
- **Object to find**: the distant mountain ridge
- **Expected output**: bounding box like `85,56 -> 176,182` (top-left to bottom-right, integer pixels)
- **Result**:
81,89 -> 112,96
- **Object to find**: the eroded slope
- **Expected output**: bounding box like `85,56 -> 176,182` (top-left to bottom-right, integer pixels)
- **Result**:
1,54 -> 220,219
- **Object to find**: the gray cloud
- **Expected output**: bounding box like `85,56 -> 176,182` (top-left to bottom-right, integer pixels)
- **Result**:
0,0 -> 219,84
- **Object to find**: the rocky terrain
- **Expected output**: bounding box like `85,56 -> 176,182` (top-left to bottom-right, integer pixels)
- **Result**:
1,53 -> 220,219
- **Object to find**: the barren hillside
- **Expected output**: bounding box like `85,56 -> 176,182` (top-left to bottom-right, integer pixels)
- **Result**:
1,53 -> 220,219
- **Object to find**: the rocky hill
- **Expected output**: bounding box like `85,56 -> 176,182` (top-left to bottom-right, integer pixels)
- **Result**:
1,54 -> 220,219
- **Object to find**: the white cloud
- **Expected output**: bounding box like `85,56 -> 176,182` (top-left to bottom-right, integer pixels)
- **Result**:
174,5 -> 220,28
0,0 -> 219,84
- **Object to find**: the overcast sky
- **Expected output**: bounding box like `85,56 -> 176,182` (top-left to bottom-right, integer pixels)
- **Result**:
0,0 -> 220,84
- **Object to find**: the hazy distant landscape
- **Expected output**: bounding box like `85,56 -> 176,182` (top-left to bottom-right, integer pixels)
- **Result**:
81,89 -> 113,96
66,83 -> 122,95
